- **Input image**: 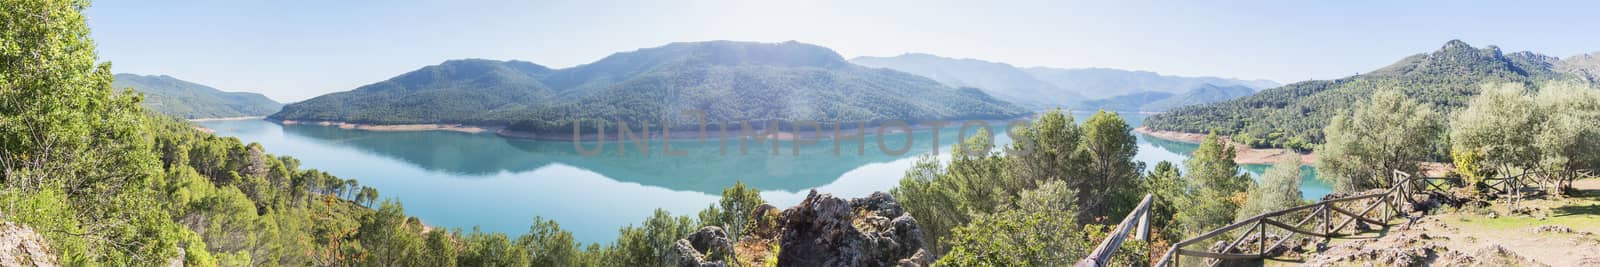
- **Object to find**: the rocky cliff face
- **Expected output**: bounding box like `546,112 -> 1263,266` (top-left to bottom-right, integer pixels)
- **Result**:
776,191 -> 929,266
670,190 -> 930,267
0,221 -> 56,267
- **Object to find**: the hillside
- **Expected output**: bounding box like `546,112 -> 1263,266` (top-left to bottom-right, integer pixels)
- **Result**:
1557,51 -> 1600,83
272,41 -> 1028,134
267,59 -> 554,124
1076,91 -> 1173,112
1078,84 -> 1256,112
112,74 -> 282,119
1143,40 -> 1595,150
850,53 -> 1084,108
1140,84 -> 1256,111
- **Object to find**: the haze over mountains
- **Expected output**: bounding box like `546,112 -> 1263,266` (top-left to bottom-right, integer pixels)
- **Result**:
270,41 -> 1028,134
1145,40 -> 1600,150
850,53 -> 1278,109
1077,84 -> 1257,112
112,73 -> 281,119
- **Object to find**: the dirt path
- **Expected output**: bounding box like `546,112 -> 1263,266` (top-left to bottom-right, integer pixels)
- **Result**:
1421,179 -> 1600,266
1303,179 -> 1600,266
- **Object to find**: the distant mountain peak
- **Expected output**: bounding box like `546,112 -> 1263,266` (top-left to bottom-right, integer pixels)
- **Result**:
1442,39 -> 1472,50
631,40 -> 849,68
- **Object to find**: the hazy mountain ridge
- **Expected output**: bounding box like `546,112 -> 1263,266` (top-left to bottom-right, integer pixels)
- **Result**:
1074,84 -> 1256,112
112,73 -> 282,119
1556,51 -> 1600,83
1141,84 -> 1257,111
850,53 -> 1082,108
271,41 -> 1029,133
1023,67 -> 1278,99
849,53 -> 1277,109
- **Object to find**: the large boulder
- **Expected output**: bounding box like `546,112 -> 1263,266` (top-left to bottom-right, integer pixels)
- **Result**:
668,226 -> 735,267
777,190 -> 928,266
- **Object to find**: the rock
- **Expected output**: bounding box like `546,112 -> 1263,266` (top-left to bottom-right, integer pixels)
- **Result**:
668,226 -> 735,267
1579,256 -> 1600,266
0,221 -> 56,267
777,190 -> 927,266
746,203 -> 783,240
850,192 -> 906,218
895,249 -> 931,267
1530,225 -> 1573,234
750,204 -> 779,220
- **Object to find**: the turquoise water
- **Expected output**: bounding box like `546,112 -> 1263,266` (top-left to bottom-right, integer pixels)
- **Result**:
198,113 -> 1329,243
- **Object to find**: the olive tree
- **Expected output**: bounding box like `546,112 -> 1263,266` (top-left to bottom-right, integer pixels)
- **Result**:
1318,90 -> 1444,192
1450,84 -> 1542,176
1531,82 -> 1600,193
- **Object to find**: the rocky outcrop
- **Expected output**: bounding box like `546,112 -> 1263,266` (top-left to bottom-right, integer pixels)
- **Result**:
669,190 -> 930,266
668,226 -> 735,267
775,190 -> 927,267
0,221 -> 56,267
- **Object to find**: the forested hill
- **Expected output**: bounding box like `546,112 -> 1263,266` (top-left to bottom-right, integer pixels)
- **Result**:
270,41 -> 1029,133
113,73 -> 282,119
1143,40 -> 1600,151
267,59 -> 554,124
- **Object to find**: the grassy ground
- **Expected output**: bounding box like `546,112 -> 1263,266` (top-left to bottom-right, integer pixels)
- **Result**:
1422,179 -> 1600,266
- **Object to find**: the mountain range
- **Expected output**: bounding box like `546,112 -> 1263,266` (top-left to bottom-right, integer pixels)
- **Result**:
270,41 -> 1029,134
849,53 -> 1278,108
112,74 -> 282,119
1144,40 -> 1600,150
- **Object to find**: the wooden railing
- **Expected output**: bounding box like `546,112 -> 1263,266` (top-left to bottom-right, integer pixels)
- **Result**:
1076,167 -> 1570,266
1147,171 -> 1447,267
1076,194 -> 1154,267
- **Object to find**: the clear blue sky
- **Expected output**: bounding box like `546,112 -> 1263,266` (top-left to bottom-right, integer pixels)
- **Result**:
87,0 -> 1600,102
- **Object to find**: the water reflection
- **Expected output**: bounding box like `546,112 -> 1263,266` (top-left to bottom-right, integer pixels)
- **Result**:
198,112 -> 1332,243
277,122 -> 1003,194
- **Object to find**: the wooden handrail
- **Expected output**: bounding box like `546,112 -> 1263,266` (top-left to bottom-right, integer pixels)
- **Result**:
1153,171 -> 1445,267
1077,194 -> 1155,267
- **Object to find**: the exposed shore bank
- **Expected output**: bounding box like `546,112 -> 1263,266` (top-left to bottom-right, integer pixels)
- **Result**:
188,116 -> 266,122
268,118 -> 1034,142
276,119 -> 493,134
1134,126 -> 1315,165
1134,127 -> 1452,176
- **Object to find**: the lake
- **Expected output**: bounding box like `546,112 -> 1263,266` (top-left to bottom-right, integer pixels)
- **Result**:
197,112 -> 1330,244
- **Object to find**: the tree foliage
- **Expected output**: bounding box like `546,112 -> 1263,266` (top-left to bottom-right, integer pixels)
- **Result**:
1176,133 -> 1254,235
1451,82 -> 1600,194
1317,90 -> 1444,192
1146,40 -> 1584,153
1237,156 -> 1304,222
893,109 -> 1152,262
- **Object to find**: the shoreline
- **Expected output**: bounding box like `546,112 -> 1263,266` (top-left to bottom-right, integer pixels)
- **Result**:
188,116 -> 266,122
275,119 -> 494,134
271,118 -> 1034,142
1133,127 -> 1315,165
1134,127 -> 1453,176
